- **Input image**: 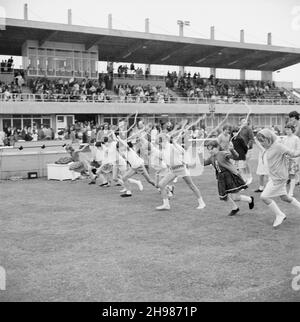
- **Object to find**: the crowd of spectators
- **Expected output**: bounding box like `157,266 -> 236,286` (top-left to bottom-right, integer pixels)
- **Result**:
55,120 -> 208,145
0,75 -> 24,101
29,76 -> 112,102
0,119 -> 208,147
0,57 -> 14,73
116,63 -> 150,79
114,83 -> 174,103
1,66 -> 298,104
165,71 -> 289,103
0,124 -> 55,146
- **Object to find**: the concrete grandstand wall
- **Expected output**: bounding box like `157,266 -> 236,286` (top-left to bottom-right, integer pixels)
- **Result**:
1,101 -> 300,115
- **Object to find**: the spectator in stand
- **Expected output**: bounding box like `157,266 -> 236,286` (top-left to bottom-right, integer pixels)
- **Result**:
0,60 -> 5,73
43,125 -> 53,140
7,57 -> 13,72
130,63 -> 135,74
38,125 -> 45,140
145,67 -> 150,79
15,73 -> 24,89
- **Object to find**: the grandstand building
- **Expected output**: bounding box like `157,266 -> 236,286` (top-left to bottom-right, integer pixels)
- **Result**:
1,7 -> 300,134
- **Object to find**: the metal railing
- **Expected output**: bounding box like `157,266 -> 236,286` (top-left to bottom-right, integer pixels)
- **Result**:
0,93 -> 300,105
112,73 -> 166,81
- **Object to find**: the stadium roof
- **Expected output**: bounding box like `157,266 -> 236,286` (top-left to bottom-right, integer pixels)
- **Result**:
1,18 -> 300,71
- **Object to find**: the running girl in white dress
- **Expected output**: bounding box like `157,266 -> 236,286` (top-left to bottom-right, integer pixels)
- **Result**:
116,137 -> 156,197
254,137 -> 268,193
155,132 -> 206,211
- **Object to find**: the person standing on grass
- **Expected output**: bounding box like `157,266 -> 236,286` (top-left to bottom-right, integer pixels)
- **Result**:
202,140 -> 254,216
257,128 -> 300,228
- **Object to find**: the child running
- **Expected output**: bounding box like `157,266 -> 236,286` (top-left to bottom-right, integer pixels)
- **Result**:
257,128 -> 300,227
203,140 -> 254,216
282,123 -> 300,197
155,132 -> 206,211
116,137 -> 156,197
254,137 -> 268,193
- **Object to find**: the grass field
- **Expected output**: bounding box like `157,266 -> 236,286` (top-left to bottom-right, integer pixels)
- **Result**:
0,157 -> 300,302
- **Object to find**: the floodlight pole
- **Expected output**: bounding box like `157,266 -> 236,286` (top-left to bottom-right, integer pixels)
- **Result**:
177,20 -> 190,76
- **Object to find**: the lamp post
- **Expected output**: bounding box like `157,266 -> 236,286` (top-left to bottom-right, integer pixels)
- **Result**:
177,20 -> 190,76
177,20 -> 190,37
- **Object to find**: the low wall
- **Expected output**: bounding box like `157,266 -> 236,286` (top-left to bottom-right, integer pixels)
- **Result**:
0,73 -> 14,84
0,149 -> 68,180
0,140 -> 76,180
1,102 -> 300,115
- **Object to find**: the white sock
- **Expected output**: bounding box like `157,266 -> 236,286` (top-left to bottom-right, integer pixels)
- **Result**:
128,178 -> 140,186
240,195 -> 252,203
198,197 -> 205,205
268,201 -> 285,217
291,197 -> 300,210
289,179 -> 296,196
228,196 -> 238,210
163,199 -> 170,207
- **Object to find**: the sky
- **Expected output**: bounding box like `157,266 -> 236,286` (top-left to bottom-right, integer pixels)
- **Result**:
1,0 -> 300,86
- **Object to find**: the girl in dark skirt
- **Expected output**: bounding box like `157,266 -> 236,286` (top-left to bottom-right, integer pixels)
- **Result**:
203,140 -> 254,216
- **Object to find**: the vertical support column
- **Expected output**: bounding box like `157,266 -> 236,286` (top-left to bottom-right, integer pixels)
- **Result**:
108,14 -> 112,29
108,14 -> 113,87
22,41 -> 29,75
210,26 -> 216,77
179,21 -> 185,76
68,9 -> 72,25
240,29 -> 246,80
267,32 -> 272,45
145,18 -> 151,76
24,3 -> 28,21
261,32 -> 273,81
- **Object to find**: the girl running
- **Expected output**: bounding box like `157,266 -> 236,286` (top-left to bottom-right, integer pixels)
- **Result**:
257,128 -> 300,227
202,140 -> 254,216
282,123 -> 300,197
155,132 -> 205,211
254,137 -> 268,193
116,137 -> 156,197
